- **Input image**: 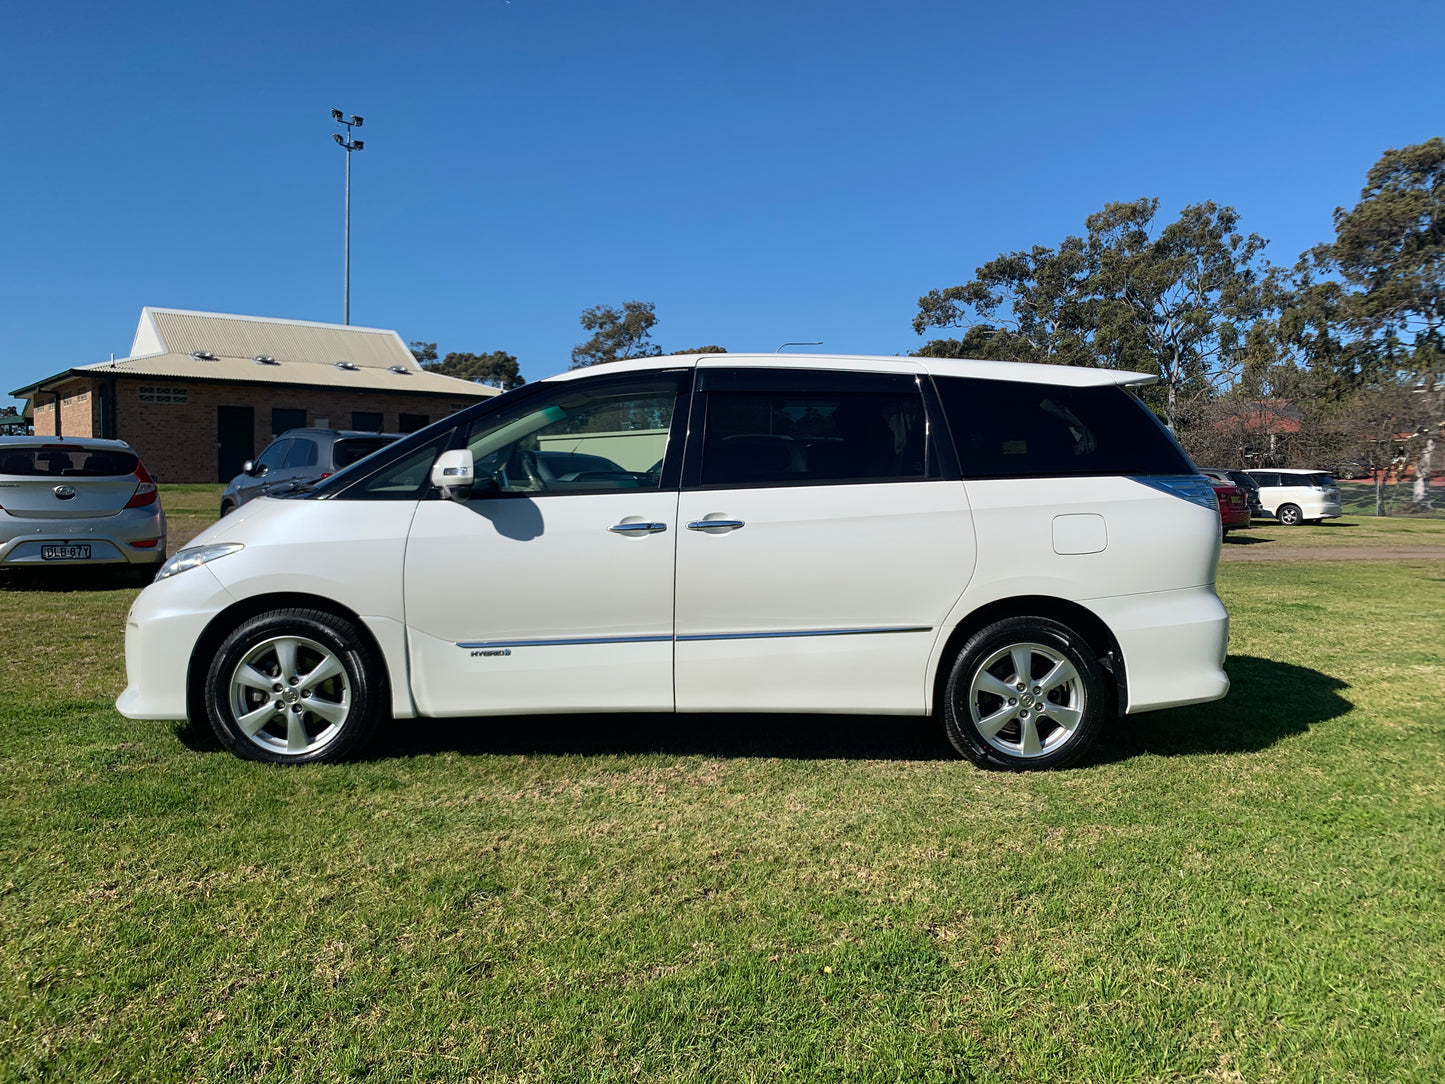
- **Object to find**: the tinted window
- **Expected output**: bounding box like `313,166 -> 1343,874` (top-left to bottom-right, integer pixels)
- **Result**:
464,373 -> 682,495
333,438 -> 395,469
0,446 -> 138,477
934,378 -> 1193,478
1251,472 -> 1281,488
253,440 -> 291,472
698,370 -> 927,487
282,439 -> 319,469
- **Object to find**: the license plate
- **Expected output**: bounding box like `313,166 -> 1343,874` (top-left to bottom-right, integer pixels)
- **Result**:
41,544 -> 91,560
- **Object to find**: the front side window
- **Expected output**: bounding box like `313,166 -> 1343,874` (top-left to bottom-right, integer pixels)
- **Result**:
696,369 -> 928,488
282,439 -> 319,469
253,440 -> 291,473
463,373 -> 683,495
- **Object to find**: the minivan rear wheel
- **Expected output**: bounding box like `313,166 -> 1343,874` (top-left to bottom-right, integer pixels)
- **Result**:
943,617 -> 1106,770
1277,503 -> 1303,526
203,608 -> 386,764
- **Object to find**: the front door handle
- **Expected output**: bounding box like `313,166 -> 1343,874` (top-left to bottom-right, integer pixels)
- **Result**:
608,521 -> 668,534
686,519 -> 745,531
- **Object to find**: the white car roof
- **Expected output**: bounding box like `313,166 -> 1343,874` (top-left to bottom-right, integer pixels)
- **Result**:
1247,468 -> 1331,475
542,353 -> 1156,388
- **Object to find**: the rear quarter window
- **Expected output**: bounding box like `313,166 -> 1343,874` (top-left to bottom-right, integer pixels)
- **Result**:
932,377 -> 1193,478
333,438 -> 395,469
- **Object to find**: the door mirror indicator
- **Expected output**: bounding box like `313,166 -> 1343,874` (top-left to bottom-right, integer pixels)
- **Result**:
431,449 -> 475,501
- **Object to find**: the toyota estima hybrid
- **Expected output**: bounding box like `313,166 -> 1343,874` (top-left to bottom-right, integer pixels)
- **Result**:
1,436 -> 166,579
119,354 -> 1229,770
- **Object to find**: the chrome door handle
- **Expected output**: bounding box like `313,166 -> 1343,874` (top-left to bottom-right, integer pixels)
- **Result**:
686,519 -> 745,531
608,521 -> 667,534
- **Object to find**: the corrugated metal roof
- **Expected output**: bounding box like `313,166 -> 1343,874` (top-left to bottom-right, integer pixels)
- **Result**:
76,352 -> 498,398
147,309 -> 413,370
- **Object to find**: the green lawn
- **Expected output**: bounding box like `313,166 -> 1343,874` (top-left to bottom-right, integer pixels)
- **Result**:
2,519 -> 1443,1082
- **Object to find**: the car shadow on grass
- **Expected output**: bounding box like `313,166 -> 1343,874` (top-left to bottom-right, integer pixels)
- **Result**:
172,655 -> 1349,765
0,569 -> 152,592
1091,654 -> 1351,763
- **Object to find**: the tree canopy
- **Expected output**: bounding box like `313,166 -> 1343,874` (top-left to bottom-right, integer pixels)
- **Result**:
571,301 -> 664,369
914,198 -> 1272,431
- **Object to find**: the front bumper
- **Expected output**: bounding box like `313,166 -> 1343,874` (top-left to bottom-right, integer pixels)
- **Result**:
116,564 -> 236,720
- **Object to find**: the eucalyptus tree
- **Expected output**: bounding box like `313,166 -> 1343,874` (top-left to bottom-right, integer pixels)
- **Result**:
1315,137 -> 1445,503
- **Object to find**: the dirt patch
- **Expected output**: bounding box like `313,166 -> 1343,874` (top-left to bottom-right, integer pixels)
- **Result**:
1220,546 -> 1445,562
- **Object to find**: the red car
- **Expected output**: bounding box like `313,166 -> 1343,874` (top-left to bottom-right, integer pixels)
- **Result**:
1209,480 -> 1250,533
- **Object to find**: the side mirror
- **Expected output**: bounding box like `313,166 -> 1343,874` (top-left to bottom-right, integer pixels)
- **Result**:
431,448 -> 475,501
242,460 -> 259,476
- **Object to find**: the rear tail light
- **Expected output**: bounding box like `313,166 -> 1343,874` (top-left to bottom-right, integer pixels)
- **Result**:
129,539 -> 160,549
124,462 -> 158,509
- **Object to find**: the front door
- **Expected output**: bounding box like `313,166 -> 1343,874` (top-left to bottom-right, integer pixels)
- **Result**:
673,363 -> 976,714
404,370 -> 690,717
217,405 -> 255,483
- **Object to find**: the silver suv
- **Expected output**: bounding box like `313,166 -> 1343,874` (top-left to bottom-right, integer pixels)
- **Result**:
220,429 -> 400,516
0,436 -> 166,580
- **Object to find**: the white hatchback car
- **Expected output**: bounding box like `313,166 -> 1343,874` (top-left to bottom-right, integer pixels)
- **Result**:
1243,469 -> 1343,525
119,354 -> 1230,770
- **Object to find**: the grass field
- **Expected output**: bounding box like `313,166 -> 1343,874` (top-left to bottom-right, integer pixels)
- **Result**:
2,497 -> 1443,1082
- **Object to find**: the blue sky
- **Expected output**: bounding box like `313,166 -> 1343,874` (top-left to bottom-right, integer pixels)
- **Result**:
2,0 -> 1441,405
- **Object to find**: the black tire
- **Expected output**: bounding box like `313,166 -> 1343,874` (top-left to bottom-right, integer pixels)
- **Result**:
204,607 -> 387,764
1277,503 -> 1302,526
942,616 -> 1107,771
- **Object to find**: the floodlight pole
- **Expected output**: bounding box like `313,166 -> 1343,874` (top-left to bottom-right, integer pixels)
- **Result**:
331,110 -> 365,325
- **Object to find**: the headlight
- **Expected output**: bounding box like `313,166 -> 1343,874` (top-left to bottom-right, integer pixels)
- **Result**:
155,543 -> 244,581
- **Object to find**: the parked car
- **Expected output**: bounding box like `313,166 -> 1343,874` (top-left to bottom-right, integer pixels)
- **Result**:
1198,469 -> 1254,532
220,429 -> 401,516
1244,468 -> 1343,525
0,436 -> 165,580
119,354 -> 1231,770
1204,477 -> 1250,533
1200,468 -> 1264,519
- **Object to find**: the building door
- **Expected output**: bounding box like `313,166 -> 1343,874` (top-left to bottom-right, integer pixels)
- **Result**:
271,407 -> 306,438
217,405 -> 256,482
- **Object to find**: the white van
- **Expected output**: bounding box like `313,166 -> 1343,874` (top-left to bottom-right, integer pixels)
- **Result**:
118,354 -> 1229,770
1244,469 -> 1343,525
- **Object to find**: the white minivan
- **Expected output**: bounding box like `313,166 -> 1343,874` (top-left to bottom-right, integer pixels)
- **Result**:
118,354 -> 1229,770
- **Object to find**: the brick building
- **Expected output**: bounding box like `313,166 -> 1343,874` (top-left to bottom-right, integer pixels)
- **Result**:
11,308 -> 498,482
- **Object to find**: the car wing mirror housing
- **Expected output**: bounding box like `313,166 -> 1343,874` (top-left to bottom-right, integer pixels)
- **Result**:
242,460 -> 257,476
431,448 -> 475,501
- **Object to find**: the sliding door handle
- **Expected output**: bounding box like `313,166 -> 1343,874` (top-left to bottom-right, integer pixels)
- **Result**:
686,519 -> 745,531
608,521 -> 668,534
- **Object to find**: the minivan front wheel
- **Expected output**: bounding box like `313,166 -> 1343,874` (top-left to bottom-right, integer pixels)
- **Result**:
204,608 -> 386,764
1277,503 -> 1303,526
943,617 -> 1106,770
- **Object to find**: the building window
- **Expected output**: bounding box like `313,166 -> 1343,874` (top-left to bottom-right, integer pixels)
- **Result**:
351,411 -> 384,432
272,407 -> 307,436
139,385 -> 189,404
398,413 -> 429,433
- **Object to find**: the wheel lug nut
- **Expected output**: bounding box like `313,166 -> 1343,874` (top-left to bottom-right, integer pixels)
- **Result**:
1033,686 -> 1041,695
289,677 -> 299,686
1008,697 -> 1017,705
291,704 -> 303,713
272,683 -> 282,692
1016,682 -> 1026,691
301,689 -> 310,698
